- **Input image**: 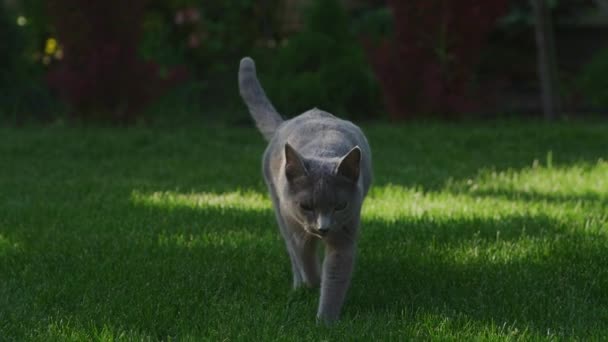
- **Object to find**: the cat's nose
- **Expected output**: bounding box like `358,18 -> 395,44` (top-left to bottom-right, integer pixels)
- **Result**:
316,214 -> 331,234
317,226 -> 330,234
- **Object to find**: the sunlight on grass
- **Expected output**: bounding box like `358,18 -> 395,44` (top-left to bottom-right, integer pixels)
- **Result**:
45,321 -> 156,341
366,186 -> 533,221
367,161 -> 607,229
129,161 -> 607,267
131,190 -> 271,211
455,159 -> 608,199
131,190 -> 275,249
366,184 -> 603,225
443,236 -> 559,265
131,161 -> 607,236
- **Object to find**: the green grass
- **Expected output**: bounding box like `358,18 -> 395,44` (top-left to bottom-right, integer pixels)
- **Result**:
1,121 -> 607,340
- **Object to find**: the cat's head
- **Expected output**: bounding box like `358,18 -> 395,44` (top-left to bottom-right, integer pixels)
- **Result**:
282,143 -> 361,238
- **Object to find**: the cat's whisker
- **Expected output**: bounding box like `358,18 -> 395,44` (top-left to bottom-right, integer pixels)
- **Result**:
303,228 -> 324,239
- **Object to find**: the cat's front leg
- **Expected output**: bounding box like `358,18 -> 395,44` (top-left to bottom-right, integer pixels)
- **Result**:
282,216 -> 321,289
317,243 -> 356,323
295,235 -> 321,288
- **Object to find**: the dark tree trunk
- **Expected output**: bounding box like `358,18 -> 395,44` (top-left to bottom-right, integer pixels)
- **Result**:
532,0 -> 561,120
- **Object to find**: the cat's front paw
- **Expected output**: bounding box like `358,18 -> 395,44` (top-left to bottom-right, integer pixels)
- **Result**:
316,311 -> 340,325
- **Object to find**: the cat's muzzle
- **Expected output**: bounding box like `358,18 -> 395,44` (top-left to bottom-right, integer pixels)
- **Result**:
317,227 -> 330,236
303,225 -> 328,239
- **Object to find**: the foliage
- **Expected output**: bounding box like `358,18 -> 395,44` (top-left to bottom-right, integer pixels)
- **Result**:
361,0 -> 509,120
46,0 -> 187,123
145,0 -> 282,77
257,0 -> 381,120
0,5 -> 25,117
0,6 -> 24,86
1,121 -> 608,339
574,46 -> 608,107
0,3 -> 57,123
136,0 -> 284,116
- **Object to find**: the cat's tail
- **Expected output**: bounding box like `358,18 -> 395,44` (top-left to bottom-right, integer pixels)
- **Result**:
239,57 -> 283,141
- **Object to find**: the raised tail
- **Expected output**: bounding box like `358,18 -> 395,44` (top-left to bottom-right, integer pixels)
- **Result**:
238,57 -> 283,141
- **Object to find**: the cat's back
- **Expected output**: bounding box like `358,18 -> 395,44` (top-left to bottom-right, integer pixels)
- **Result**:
273,108 -> 369,158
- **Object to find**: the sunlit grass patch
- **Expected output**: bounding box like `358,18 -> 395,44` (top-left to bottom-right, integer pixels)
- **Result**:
454,159 -> 608,199
43,322 -> 151,342
129,160 -> 608,236
365,184 -> 605,225
131,189 -> 271,211
365,185 -> 534,221
366,159 -> 608,229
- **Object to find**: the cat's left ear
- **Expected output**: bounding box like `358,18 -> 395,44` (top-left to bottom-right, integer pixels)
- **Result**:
285,143 -> 308,182
336,146 -> 361,182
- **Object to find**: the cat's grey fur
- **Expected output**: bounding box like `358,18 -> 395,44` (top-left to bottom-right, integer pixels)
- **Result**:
238,57 -> 372,322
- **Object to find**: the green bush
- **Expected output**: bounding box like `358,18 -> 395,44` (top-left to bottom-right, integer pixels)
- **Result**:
0,3 -> 59,123
257,0 -> 381,120
0,7 -> 23,84
575,47 -> 608,107
140,0 -> 283,117
144,0 -> 281,76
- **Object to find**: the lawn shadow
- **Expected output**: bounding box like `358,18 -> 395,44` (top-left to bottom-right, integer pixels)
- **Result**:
350,212 -> 608,336
366,122 -> 608,191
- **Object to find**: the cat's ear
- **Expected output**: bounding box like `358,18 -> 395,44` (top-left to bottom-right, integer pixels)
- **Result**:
284,143 -> 308,181
336,146 -> 361,182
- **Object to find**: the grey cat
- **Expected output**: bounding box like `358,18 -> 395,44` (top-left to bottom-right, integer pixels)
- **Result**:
238,57 -> 372,322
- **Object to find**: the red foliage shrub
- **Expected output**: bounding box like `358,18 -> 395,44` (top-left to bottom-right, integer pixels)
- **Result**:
363,1 -> 508,119
46,0 -> 187,123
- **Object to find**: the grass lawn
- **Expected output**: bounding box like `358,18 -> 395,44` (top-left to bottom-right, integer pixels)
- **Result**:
1,120 -> 607,340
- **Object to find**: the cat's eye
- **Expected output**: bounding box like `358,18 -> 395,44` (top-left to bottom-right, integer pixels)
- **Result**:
335,202 -> 348,211
299,203 -> 313,212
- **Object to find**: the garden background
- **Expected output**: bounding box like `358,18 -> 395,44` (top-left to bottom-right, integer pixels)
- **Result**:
2,0 -> 608,123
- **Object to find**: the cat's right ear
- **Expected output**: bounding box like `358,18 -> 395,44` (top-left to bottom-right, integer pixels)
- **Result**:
284,143 -> 308,181
336,146 -> 361,182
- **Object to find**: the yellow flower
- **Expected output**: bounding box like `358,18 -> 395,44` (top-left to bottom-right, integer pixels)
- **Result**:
45,38 -> 58,55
